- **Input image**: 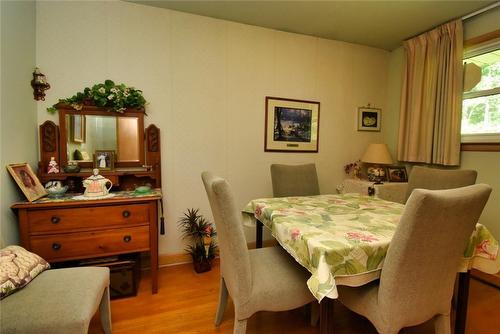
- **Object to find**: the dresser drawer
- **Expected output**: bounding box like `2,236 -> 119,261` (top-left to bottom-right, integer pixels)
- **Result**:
30,225 -> 150,262
28,204 -> 150,234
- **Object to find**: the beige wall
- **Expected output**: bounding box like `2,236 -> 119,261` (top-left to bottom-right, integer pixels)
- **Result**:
385,7 -> 500,240
0,0 -> 38,246
463,5 -> 500,40
36,1 -> 390,255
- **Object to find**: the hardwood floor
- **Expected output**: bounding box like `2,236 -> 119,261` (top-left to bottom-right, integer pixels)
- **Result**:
90,259 -> 500,333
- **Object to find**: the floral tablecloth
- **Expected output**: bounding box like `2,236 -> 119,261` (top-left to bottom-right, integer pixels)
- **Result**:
243,193 -> 500,301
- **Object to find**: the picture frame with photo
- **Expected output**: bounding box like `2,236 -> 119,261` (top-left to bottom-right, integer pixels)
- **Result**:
265,96 -> 320,152
358,107 -> 381,132
6,163 -> 47,202
387,166 -> 408,182
93,150 -> 115,171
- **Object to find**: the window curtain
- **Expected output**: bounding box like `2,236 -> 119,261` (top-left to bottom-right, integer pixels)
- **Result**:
397,20 -> 463,166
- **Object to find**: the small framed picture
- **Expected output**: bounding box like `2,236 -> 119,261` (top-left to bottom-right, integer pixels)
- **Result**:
6,163 -> 47,202
265,96 -> 320,152
358,107 -> 381,132
72,115 -> 86,143
94,150 -> 115,171
367,166 -> 387,183
387,166 -> 408,182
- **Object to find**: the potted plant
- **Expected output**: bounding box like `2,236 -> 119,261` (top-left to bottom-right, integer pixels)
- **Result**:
178,208 -> 217,273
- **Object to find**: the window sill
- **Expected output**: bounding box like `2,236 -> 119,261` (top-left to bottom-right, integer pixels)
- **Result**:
461,142 -> 500,152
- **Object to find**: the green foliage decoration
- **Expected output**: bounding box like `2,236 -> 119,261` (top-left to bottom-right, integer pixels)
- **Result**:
46,80 -> 146,114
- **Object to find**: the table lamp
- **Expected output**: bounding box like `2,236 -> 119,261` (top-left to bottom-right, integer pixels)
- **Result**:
361,143 -> 393,184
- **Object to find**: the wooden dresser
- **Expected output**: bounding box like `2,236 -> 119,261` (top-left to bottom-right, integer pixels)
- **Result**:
12,190 -> 162,293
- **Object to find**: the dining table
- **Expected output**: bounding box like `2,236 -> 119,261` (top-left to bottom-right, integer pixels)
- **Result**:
242,193 -> 500,334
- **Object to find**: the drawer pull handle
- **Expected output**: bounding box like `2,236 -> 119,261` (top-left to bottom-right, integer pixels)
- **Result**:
122,210 -> 131,218
51,216 -> 60,224
52,243 -> 61,251
123,235 -> 132,243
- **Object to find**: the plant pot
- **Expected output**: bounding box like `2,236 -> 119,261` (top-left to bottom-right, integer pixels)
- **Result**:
193,258 -> 211,273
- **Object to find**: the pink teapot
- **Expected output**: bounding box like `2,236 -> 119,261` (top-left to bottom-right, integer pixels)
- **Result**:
82,169 -> 113,197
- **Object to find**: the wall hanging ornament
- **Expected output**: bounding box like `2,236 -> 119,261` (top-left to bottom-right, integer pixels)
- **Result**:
31,67 -> 50,101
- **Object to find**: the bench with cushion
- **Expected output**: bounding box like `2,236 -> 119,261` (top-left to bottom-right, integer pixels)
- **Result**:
1,246 -> 111,334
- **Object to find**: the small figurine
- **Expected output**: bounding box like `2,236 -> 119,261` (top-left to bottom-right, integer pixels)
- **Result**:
47,157 -> 59,174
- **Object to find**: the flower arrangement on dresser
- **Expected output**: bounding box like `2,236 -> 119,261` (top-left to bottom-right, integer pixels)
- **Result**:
344,160 -> 361,179
47,79 -> 146,113
178,208 -> 217,273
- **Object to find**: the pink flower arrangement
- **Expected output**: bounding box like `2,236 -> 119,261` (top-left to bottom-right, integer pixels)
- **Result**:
344,160 -> 361,178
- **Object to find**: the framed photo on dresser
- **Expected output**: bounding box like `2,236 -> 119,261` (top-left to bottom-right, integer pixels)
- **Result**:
387,166 -> 408,182
6,163 -> 47,202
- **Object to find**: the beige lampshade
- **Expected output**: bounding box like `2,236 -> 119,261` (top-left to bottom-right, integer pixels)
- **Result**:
361,143 -> 393,164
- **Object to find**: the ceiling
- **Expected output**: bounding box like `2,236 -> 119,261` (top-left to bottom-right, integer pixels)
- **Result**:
128,1 -> 496,50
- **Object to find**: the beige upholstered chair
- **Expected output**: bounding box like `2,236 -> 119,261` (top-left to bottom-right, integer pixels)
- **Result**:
338,184 -> 492,334
201,172 -> 314,334
405,166 -> 477,202
270,163 -> 320,197
1,267 -> 111,334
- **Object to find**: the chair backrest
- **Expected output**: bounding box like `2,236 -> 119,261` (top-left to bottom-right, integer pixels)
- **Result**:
270,163 -> 320,197
379,184 -> 491,327
201,172 -> 252,304
405,166 -> 477,202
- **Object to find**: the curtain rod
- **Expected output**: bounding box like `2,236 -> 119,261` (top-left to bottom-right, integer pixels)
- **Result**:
462,2 -> 500,20
404,2 -> 499,42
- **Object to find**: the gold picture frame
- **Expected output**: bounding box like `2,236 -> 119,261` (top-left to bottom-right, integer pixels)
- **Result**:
6,163 -> 47,202
265,96 -> 320,152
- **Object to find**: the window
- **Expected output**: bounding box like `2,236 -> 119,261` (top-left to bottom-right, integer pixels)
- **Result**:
461,38 -> 500,145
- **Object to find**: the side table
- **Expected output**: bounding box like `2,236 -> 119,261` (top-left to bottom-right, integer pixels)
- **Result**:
338,178 -> 408,204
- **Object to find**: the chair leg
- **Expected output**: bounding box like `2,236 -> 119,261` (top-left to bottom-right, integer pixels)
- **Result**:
99,286 -> 112,334
434,313 -> 451,334
215,277 -> 229,326
233,319 -> 247,334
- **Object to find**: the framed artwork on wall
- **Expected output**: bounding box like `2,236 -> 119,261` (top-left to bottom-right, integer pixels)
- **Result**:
6,163 -> 47,202
358,107 -> 381,132
265,96 -> 320,152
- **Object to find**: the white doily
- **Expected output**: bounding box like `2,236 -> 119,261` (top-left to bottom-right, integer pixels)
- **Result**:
72,193 -> 116,200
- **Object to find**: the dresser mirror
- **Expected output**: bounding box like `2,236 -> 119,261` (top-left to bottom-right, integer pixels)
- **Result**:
59,108 -> 145,168
65,114 -> 141,164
